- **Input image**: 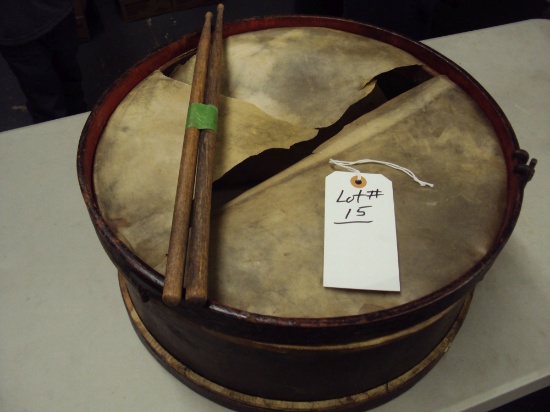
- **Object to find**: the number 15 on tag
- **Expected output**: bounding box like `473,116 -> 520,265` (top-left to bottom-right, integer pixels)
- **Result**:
323,172 -> 400,292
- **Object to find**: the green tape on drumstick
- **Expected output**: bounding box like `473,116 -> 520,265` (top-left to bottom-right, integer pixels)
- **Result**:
185,103 -> 218,132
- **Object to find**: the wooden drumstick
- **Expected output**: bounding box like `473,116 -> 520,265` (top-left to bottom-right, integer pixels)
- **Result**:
162,12 -> 213,307
186,4 -> 224,306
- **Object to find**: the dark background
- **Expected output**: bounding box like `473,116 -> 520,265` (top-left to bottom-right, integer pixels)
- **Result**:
0,0 -> 548,132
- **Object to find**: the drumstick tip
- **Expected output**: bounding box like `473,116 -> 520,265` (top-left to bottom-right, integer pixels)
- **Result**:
205,11 -> 213,20
162,291 -> 182,307
217,4 -> 224,13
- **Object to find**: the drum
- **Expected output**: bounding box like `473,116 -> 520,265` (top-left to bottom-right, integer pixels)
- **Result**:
77,16 -> 535,411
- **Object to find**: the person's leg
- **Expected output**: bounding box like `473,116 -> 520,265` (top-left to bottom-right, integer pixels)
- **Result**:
47,12 -> 87,115
0,40 -> 66,123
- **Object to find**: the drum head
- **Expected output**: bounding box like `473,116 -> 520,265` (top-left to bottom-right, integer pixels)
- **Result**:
86,21 -> 518,321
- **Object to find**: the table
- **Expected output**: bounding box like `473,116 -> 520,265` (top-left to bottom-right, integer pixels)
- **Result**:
1,19 -> 549,412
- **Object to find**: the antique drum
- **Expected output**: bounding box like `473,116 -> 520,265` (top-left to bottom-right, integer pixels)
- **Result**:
77,16 -> 535,411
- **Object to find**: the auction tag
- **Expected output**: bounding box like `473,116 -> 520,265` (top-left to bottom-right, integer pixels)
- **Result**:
323,172 -> 400,291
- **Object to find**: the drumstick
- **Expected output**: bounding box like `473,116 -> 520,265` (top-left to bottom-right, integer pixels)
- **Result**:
186,4 -> 224,306
163,12 -> 213,307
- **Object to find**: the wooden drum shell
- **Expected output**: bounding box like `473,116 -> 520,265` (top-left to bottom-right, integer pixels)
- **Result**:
78,16 -> 530,411
123,274 -> 468,403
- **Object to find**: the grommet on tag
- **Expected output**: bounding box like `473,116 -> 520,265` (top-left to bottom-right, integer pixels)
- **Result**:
351,175 -> 367,188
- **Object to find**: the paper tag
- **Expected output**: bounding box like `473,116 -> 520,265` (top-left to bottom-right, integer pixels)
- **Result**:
323,172 -> 400,292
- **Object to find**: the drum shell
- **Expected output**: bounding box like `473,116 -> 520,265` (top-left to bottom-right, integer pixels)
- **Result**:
124,275 -> 467,402
78,15 -> 528,409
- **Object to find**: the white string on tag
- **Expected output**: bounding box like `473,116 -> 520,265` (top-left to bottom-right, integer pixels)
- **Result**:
329,158 -> 434,188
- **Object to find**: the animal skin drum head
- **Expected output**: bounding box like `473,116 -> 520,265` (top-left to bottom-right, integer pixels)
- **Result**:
94,27 -> 506,318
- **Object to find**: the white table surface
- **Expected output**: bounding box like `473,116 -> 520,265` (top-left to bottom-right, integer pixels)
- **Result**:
1,19 -> 549,412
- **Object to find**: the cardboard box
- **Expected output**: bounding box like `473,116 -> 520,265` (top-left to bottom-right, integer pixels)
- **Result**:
171,0 -> 217,12
118,0 -> 172,22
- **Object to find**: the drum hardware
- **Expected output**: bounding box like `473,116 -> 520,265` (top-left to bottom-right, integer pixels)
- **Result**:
513,149 -> 537,183
137,284 -> 150,303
